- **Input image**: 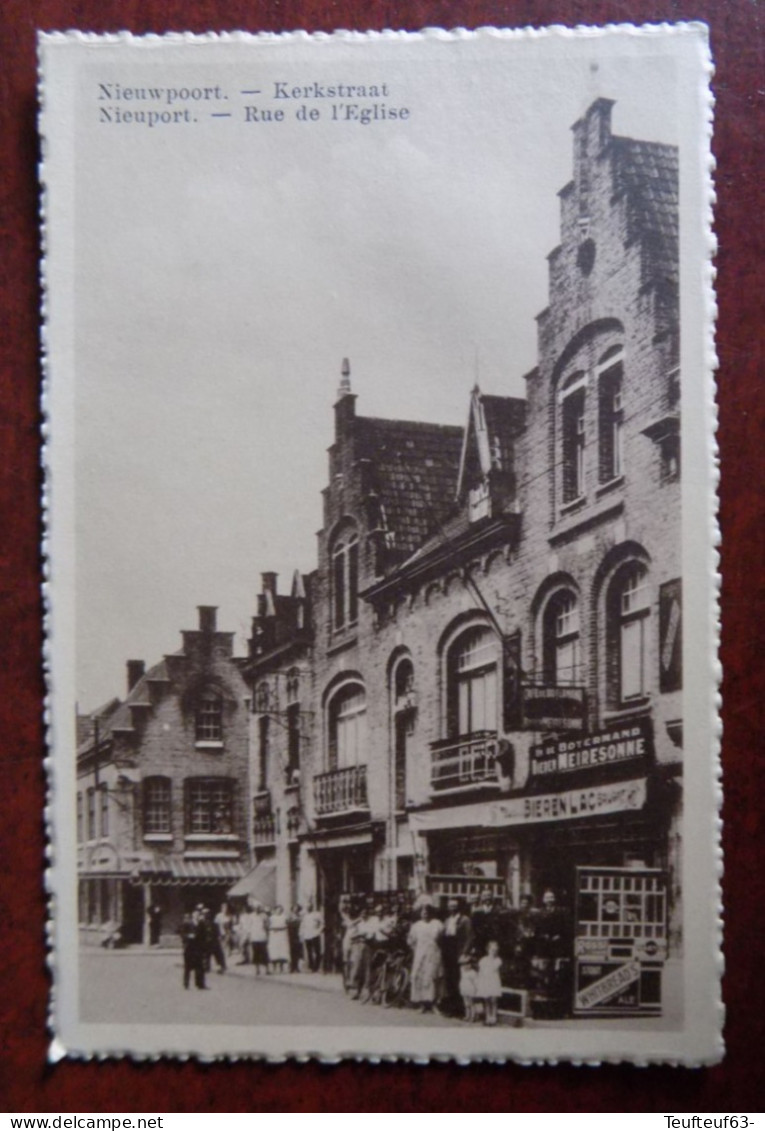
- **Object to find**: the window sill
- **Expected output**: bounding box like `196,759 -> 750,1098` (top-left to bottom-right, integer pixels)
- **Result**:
560,495 -> 587,516
595,475 -> 624,498
602,701 -> 651,725
195,740 -> 224,750
184,833 -> 239,843
327,631 -> 358,658
143,833 -> 173,843
550,497 -> 624,546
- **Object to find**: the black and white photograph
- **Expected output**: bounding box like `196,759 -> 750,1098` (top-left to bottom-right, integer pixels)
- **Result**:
41,24 -> 720,1062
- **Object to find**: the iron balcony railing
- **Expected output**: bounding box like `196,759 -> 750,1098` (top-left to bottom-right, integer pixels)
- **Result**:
429,731 -> 500,794
313,764 -> 368,817
252,814 -> 276,845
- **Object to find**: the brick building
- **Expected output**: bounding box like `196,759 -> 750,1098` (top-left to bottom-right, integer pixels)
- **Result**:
284,98 -> 682,992
240,570 -> 314,911
76,607 -> 251,944
77,99 -> 683,1000
362,98 -> 683,957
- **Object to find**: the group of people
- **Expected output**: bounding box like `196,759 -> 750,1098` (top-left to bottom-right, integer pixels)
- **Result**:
337,887 -> 572,1024
178,899 -> 325,988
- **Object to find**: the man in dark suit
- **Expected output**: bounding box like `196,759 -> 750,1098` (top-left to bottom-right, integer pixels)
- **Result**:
179,908 -> 208,990
440,898 -> 473,1016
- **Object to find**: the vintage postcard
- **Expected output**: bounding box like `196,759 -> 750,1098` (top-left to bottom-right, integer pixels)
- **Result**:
40,24 -> 720,1062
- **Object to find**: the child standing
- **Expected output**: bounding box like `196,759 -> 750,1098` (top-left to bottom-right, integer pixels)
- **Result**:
459,952 -> 478,1022
476,939 -> 503,1026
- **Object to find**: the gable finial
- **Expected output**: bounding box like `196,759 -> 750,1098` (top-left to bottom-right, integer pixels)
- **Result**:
337,357 -> 352,399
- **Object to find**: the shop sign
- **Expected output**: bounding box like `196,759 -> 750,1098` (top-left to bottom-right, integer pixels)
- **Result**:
520,684 -> 586,731
575,959 -> 641,1010
530,717 -> 653,782
487,777 -> 646,827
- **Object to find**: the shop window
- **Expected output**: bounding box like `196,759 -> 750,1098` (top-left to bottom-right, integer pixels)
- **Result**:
86,786 -> 96,840
100,784 -> 109,838
185,777 -> 234,835
331,524 -> 359,631
327,681 -> 367,770
78,879 -> 87,924
76,791 -> 83,844
607,563 -> 651,706
144,776 -> 172,835
598,349 -> 624,483
87,878 -> 98,924
543,590 -> 582,686
195,689 -> 223,742
561,382 -> 586,503
447,625 -> 499,738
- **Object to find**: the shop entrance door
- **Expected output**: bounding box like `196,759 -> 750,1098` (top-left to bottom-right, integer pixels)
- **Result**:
573,866 -> 667,1016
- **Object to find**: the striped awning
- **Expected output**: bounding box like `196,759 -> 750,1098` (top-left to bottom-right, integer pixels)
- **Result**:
227,860 -> 276,905
131,855 -> 246,885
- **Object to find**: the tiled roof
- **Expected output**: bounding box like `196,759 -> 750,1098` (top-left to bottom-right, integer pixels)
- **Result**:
77,660 -> 169,753
356,416 -> 464,558
613,137 -> 679,284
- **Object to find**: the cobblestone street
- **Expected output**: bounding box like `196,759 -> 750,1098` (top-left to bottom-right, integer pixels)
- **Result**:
80,949 -> 456,1028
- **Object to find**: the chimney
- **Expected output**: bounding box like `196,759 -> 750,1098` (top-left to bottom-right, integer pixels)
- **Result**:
261,572 -> 278,596
334,357 -> 356,437
127,659 -> 145,693
198,606 -> 218,633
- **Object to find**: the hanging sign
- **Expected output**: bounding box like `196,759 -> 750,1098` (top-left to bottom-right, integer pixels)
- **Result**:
520,684 -> 586,731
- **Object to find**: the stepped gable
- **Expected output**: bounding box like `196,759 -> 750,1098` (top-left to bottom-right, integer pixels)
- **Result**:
356,414 -> 463,558
612,136 -> 679,283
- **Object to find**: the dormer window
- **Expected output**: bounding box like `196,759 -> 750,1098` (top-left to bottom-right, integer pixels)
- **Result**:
331,523 -> 359,631
468,479 -> 491,522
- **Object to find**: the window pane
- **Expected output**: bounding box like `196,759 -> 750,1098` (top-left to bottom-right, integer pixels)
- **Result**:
348,539 -> 359,623
196,692 -> 222,741
621,617 -> 645,700
333,548 -> 345,627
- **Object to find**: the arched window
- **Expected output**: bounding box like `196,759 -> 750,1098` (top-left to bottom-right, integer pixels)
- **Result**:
327,681 -> 367,770
447,625 -> 499,738
391,656 -> 415,811
331,524 -> 359,630
543,590 -> 581,687
195,689 -> 222,742
608,562 -> 651,705
143,776 -> 172,836
598,346 -> 624,483
560,373 -> 587,503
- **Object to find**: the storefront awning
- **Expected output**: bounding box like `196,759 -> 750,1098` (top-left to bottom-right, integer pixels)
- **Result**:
227,860 -> 277,905
131,855 -> 246,885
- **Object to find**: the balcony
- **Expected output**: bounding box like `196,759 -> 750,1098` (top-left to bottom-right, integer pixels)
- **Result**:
313,764 -> 368,818
252,814 -> 276,846
429,732 -> 500,795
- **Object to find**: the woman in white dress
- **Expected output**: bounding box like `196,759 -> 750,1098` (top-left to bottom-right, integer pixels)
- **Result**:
267,905 -> 290,972
407,904 -> 444,1011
